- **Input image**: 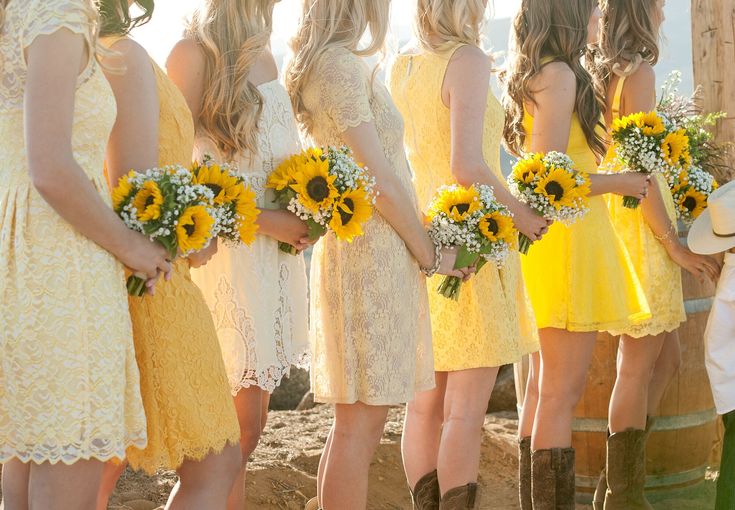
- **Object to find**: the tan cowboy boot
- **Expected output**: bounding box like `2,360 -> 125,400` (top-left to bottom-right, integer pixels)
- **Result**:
531,447 -> 576,510
519,437 -> 532,510
604,429 -> 653,509
305,497 -> 320,510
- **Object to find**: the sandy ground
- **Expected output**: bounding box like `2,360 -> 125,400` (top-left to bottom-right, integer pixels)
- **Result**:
0,406 -> 716,509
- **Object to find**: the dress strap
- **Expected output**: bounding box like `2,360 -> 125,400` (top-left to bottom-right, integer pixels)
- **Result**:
611,75 -> 627,121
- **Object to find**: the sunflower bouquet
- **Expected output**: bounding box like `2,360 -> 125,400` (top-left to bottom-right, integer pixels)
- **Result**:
610,110 -> 691,209
190,156 -> 260,245
266,146 -> 377,254
426,184 -> 515,300
507,152 -> 590,254
667,165 -> 719,224
112,165 -> 218,296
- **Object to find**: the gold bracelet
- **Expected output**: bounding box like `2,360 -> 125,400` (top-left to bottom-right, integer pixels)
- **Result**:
653,225 -> 677,243
421,242 -> 443,278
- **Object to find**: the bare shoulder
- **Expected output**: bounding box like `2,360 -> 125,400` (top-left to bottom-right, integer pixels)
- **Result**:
445,45 -> 491,98
167,38 -> 205,75
537,61 -> 576,86
451,44 -> 491,67
105,37 -> 151,71
624,62 -> 655,96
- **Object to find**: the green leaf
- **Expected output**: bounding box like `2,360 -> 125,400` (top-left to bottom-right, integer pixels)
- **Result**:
454,245 -> 480,270
307,219 -> 327,240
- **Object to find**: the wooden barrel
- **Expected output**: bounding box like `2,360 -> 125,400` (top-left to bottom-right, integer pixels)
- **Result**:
514,229 -> 720,500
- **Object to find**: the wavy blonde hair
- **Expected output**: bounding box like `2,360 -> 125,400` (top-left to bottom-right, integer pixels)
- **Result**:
502,0 -> 607,157
597,0 -> 660,87
285,0 -> 391,132
415,0 -> 487,53
186,0 -> 277,158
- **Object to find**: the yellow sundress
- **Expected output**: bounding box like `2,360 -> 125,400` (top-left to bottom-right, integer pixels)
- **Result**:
0,0 -> 147,464
605,76 -> 686,338
103,37 -> 240,473
520,105 -> 651,332
388,45 -> 539,371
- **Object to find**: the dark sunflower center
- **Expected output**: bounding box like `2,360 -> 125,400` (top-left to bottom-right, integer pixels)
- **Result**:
206,183 -> 223,197
338,198 -> 355,225
307,176 -> 330,202
144,194 -> 156,208
451,203 -> 471,216
545,181 -> 565,201
184,222 -> 196,236
683,196 -> 698,212
485,218 -> 499,235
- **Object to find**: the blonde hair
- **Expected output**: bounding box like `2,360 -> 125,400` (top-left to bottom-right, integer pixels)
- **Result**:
285,0 -> 391,132
415,0 -> 486,53
502,0 -> 607,157
598,0 -> 660,87
187,0 -> 277,158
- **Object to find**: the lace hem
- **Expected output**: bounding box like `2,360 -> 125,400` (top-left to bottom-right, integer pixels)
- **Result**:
608,313 -> 686,339
232,349 -> 311,395
333,110 -> 375,135
539,310 -> 653,333
128,434 -> 239,475
0,434 -> 147,466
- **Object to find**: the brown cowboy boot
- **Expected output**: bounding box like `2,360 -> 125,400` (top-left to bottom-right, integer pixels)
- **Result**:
439,483 -> 478,509
519,437 -> 532,510
604,428 -> 653,509
304,497 -> 320,510
531,448 -> 576,510
411,470 -> 440,510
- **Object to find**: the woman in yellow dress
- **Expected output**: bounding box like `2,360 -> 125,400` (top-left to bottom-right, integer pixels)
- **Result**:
0,0 -> 168,508
502,0 -> 653,507
592,1 -> 722,508
388,1 -> 542,507
286,1 -> 468,508
94,2 -> 241,509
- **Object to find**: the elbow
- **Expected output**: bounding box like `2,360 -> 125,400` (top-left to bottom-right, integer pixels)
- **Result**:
450,157 -> 483,188
27,155 -> 65,197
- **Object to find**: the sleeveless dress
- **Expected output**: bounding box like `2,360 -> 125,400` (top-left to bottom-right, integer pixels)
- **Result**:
605,76 -> 686,338
520,107 -> 651,332
299,47 -> 434,405
191,80 -> 309,395
388,46 -> 539,371
103,37 -> 239,473
0,0 -> 147,464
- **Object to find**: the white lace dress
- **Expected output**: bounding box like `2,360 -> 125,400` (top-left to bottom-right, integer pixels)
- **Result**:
192,81 -> 309,394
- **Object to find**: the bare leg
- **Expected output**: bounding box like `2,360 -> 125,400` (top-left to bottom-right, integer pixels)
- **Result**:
320,402 -> 389,510
402,372 -> 447,489
226,386 -> 270,510
646,330 -> 681,416
437,367 -> 499,493
519,352 -> 541,439
166,444 -> 241,510
532,328 -> 597,450
608,334 -> 666,432
28,460 -> 103,510
95,460 -> 127,510
316,424 -> 334,506
2,459 -> 30,510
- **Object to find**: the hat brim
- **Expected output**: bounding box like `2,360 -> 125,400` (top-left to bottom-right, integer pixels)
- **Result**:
687,208 -> 735,254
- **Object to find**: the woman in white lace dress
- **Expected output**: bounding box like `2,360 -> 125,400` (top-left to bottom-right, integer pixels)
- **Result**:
168,1 -> 310,508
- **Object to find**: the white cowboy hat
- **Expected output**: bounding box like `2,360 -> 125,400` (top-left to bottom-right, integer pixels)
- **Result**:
688,179 -> 735,255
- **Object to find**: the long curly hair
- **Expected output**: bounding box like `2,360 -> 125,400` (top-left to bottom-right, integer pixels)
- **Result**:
502,0 -> 607,157
597,0 -> 660,87
415,0 -> 487,53
98,0 -> 154,37
285,0 -> 391,133
186,0 -> 278,158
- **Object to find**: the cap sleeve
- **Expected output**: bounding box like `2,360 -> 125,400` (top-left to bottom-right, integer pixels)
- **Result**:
22,0 -> 95,50
315,49 -> 374,134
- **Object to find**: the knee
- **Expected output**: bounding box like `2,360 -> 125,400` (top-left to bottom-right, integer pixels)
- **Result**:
539,385 -> 585,412
334,418 -> 385,448
239,427 -> 263,462
408,400 -> 444,430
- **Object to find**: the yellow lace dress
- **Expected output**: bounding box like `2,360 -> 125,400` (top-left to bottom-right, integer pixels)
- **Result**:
520,107 -> 651,331
0,0 -> 147,464
388,46 -> 539,370
104,38 -> 239,473
605,76 -> 685,338
299,47 -> 435,404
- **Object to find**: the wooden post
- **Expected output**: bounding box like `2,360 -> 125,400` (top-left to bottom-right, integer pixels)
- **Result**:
691,0 -> 735,183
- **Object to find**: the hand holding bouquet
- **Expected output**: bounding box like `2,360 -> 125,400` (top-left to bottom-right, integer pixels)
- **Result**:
427,184 -> 515,300
610,110 -> 691,209
508,152 -> 590,254
266,146 -> 377,254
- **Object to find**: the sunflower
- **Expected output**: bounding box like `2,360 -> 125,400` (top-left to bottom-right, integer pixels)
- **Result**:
513,154 -> 546,184
479,211 -> 515,243
112,171 -> 135,211
132,181 -> 164,221
677,188 -> 707,219
289,156 -> 339,213
661,129 -> 691,168
193,162 -> 243,205
612,113 -> 638,132
434,186 -> 482,222
329,188 -> 373,242
635,111 -> 666,136
176,205 -> 215,253
534,167 -> 578,209
235,186 -> 261,244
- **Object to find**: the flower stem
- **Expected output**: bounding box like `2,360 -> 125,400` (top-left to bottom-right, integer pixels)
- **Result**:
126,275 -> 147,297
623,195 -> 641,209
278,241 -> 300,255
438,276 -> 462,301
518,233 -> 533,255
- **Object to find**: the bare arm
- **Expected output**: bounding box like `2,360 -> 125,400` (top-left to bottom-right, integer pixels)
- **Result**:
445,45 -> 549,241
25,28 -> 169,280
